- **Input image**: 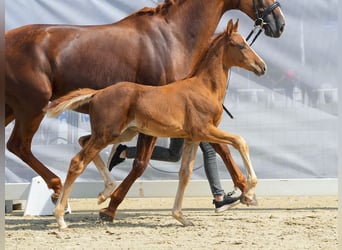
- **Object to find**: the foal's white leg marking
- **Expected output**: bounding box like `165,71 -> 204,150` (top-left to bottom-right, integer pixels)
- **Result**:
95,128 -> 138,204
54,196 -> 68,230
92,155 -> 116,204
238,144 -> 258,203
79,135 -> 116,204
172,140 -> 199,226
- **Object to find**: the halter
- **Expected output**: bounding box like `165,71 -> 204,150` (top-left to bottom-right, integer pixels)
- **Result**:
246,0 -> 281,46
223,0 -> 281,119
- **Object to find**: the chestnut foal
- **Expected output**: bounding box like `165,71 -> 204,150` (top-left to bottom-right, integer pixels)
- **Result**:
46,19 -> 266,229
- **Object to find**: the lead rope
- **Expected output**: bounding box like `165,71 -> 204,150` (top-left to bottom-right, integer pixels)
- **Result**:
246,19 -> 264,46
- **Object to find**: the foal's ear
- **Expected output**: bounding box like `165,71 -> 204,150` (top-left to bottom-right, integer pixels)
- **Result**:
226,19 -> 234,37
233,19 -> 240,32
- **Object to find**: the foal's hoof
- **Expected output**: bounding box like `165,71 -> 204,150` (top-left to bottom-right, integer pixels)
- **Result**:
97,193 -> 107,205
172,214 -> 195,226
182,220 -> 195,227
59,225 -> 69,231
240,194 -> 258,206
99,209 -> 115,222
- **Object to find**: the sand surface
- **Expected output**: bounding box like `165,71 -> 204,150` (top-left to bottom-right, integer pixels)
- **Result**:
5,196 -> 338,249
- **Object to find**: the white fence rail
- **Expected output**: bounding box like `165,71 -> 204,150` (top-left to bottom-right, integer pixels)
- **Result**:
6,179 -> 338,201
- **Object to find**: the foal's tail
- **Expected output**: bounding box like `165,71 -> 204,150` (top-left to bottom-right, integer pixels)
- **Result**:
45,88 -> 98,117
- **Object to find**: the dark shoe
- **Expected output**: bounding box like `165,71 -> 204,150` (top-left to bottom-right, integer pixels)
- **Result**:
108,144 -> 127,171
213,193 -> 240,213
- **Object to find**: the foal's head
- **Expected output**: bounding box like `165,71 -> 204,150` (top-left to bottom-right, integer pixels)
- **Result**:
223,19 -> 266,76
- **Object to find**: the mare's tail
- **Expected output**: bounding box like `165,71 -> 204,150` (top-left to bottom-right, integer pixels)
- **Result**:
45,88 -> 98,117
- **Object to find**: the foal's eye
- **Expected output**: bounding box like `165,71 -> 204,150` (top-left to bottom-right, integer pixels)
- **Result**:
239,44 -> 245,50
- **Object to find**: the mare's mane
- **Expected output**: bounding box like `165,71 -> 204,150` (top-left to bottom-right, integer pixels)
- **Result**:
136,0 -> 177,16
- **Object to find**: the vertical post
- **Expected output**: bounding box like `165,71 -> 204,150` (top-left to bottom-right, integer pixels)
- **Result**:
67,111 -> 79,144
0,0 -> 5,247
338,1 -> 342,247
300,18 -> 305,66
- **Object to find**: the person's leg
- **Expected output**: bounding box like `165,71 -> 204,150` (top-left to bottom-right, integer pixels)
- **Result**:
108,138 -> 184,170
199,142 -> 224,198
200,142 -> 240,212
127,138 -> 184,161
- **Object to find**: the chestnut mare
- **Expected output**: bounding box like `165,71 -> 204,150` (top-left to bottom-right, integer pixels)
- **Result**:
5,0 -> 284,217
47,19 -> 266,229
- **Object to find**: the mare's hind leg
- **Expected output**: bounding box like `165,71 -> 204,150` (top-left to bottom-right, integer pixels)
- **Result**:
172,140 -> 199,226
205,126 -> 258,202
99,133 -> 157,221
6,113 -> 62,200
6,69 -> 62,200
5,103 -> 15,126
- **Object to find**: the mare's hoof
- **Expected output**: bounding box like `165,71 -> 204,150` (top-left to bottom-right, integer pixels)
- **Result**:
99,209 -> 115,222
51,196 -> 58,205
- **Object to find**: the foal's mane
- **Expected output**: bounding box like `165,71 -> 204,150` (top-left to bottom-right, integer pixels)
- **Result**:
136,0 -> 177,16
187,30 -> 229,78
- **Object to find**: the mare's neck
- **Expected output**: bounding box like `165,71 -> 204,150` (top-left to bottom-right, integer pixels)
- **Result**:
163,0 -> 238,72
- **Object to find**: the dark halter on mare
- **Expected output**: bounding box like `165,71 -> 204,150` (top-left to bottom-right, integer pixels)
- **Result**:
246,0 -> 281,46
223,0 -> 281,119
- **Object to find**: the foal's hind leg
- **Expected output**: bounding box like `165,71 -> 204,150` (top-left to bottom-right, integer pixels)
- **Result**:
55,137 -> 105,230
210,143 -> 255,205
99,133 -> 157,221
78,129 -> 139,204
78,135 -> 116,204
205,126 -> 258,203
172,140 -> 199,226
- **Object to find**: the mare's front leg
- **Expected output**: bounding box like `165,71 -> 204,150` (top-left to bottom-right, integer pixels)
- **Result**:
172,140 -> 199,226
99,133 -> 157,221
55,138 -> 103,230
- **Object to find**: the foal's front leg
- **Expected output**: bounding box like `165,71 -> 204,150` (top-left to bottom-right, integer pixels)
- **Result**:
172,140 -> 199,226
